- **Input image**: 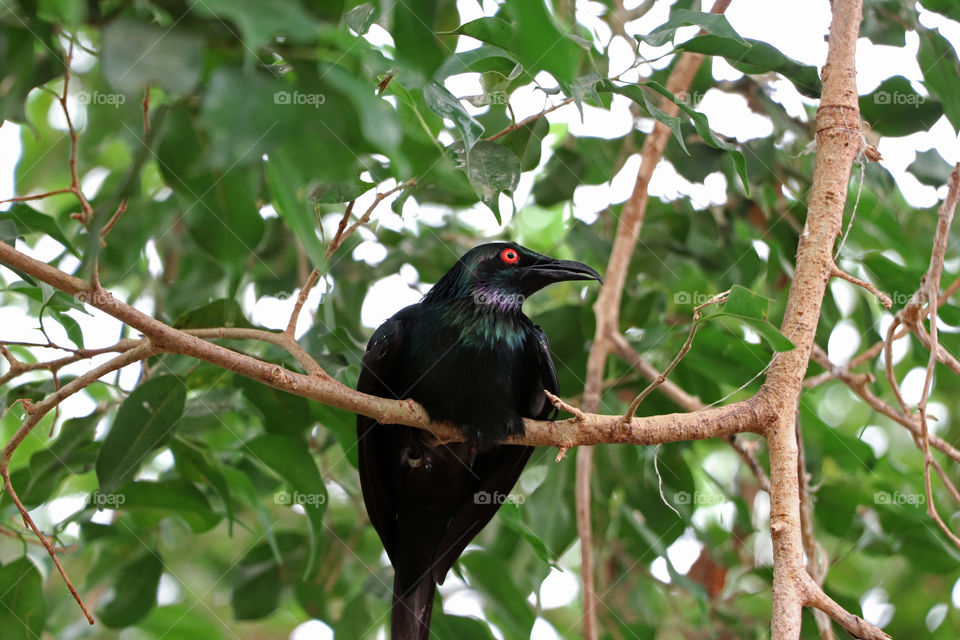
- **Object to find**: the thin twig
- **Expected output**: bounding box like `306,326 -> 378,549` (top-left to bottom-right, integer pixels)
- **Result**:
285,268 -> 320,336
142,84 -> 151,135
915,163 -> 960,550
0,344 -> 155,623
485,97 -> 574,142
0,188 -> 74,204
325,180 -> 416,259
830,263 -> 891,309
99,199 -> 128,246
58,39 -> 94,226
622,291 -> 728,422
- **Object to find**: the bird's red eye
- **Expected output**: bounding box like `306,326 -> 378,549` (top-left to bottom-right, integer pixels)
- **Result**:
500,248 -> 519,264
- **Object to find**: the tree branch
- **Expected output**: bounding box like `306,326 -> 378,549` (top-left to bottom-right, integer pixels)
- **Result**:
760,0 -> 864,637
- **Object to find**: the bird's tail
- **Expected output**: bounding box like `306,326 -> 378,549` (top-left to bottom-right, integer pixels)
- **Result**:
391,573 -> 436,640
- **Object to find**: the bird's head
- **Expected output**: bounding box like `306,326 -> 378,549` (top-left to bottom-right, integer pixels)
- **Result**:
423,242 -> 603,311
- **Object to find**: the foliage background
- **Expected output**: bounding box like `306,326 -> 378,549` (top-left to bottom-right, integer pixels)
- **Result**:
1,0 -> 960,638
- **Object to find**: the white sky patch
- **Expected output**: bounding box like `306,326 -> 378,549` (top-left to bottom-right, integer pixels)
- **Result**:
861,587 -> 895,628
353,240 -> 388,265
697,90 -> 775,141
361,273 -> 423,329
859,425 -> 889,458
827,319 -> 862,364
900,366 -> 932,407
539,567 -> 580,609
855,33 -> 924,94
157,573 -> 182,606
0,123 -> 21,210
666,529 -> 703,574
290,619 -> 334,640
531,618 -> 563,640
877,313 -> 910,365
692,501 -> 737,532
830,278 -> 858,317
80,166 -> 110,200
752,239 -> 770,262
650,556 -> 671,583
927,603 -> 948,632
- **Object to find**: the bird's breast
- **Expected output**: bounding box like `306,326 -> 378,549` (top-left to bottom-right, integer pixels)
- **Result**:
403,318 -> 530,443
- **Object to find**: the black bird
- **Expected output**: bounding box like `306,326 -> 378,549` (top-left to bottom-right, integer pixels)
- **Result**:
356,242 -> 602,640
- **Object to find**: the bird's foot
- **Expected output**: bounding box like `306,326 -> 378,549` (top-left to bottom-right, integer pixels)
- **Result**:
544,390 -> 586,422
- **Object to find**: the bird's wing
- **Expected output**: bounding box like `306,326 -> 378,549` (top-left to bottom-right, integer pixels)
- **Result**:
528,324 -> 561,419
356,309 -> 413,564
430,325 -> 558,583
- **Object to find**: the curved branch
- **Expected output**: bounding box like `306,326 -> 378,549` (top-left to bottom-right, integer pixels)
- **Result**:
0,240 -> 765,450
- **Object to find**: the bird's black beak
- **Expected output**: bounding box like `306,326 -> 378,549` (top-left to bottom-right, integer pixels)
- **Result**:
522,258 -> 604,289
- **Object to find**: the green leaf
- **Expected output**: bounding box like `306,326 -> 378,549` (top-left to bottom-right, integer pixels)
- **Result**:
393,0 -> 446,78
498,117 -> 548,172
114,479 -> 221,533
52,310 -> 84,348
96,376 -> 186,494
344,3 -> 376,35
0,25 -> 62,123
98,550 -> 164,628
137,605 -> 223,640
907,149 -> 955,187
38,0 -> 86,26
715,285 -> 794,352
918,0 -> 960,22
918,27 -> 960,131
497,502 -> 556,567
170,438 -> 236,530
460,551 -> 536,639
176,169 -> 266,269
859,76 -> 944,137
9,413 -> 99,508
102,18 -> 204,95
230,533 -> 306,619
192,0 -> 319,53
235,375 -> 314,438
0,219 -> 17,245
676,35 -> 822,98
173,299 -> 254,329
638,9 -> 747,47
266,148 -> 327,269
465,141 -> 521,223
306,178 -> 375,204
320,61 -> 402,154
598,80 -> 687,153
244,434 -> 327,578
721,284 -> 770,320
457,2 -> 582,87
0,557 -> 45,640
424,82 -> 484,152
432,612 -> 498,639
